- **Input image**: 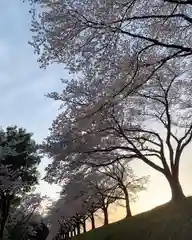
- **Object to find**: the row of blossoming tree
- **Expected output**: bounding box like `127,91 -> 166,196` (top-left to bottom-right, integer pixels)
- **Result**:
44,66 -> 192,240
25,0 -> 192,239
46,157 -> 148,239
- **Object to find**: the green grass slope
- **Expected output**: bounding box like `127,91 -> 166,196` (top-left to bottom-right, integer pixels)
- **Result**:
74,197 -> 192,240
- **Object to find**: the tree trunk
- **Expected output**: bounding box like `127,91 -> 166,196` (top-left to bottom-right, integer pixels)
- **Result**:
0,195 -> 11,240
82,219 -> 86,233
90,212 -> 95,230
65,231 -> 69,240
77,222 -> 81,235
103,207 -> 109,225
166,173 -> 185,202
122,186 -> 132,218
73,228 -> 76,236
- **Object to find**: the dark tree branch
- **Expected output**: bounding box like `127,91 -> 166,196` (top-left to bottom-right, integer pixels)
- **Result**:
80,13 -> 192,53
178,124 -> 192,144
133,136 -> 161,147
164,80 -> 175,171
165,0 -> 192,5
88,155 -> 134,168
123,127 -> 171,174
87,145 -> 165,173
172,124 -> 192,175
110,14 -> 192,24
113,27 -> 192,53
111,115 -> 166,174
178,125 -> 192,157
80,17 -> 192,59
138,93 -> 166,106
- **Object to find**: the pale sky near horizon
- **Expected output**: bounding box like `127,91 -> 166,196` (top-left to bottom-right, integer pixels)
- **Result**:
1,1 -> 192,223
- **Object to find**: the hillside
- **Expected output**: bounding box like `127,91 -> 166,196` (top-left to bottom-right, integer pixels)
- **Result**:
74,197 -> 192,240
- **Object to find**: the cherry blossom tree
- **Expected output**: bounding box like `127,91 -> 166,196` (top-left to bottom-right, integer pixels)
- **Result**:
45,196 -> 81,240
62,171 -> 114,228
62,172 -> 94,232
26,0 -> 192,108
4,193 -> 45,240
46,168 -> 119,239
98,160 -> 149,218
86,171 -> 121,226
43,65 -> 192,203
45,153 -> 148,239
47,161 -> 148,239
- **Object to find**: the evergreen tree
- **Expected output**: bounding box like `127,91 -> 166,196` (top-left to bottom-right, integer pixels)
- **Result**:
0,126 -> 41,239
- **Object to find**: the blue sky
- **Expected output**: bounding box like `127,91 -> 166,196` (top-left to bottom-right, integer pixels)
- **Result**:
0,0 -> 65,198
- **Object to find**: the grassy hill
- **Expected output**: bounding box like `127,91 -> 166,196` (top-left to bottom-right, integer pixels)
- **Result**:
74,197 -> 192,240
